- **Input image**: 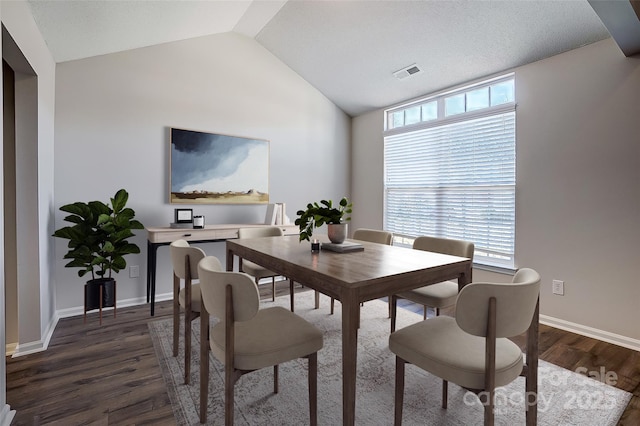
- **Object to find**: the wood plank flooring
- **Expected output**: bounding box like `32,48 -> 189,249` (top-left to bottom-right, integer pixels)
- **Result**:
6,282 -> 640,425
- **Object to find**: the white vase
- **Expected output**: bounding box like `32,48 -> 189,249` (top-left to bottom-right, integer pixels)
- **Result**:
327,223 -> 348,244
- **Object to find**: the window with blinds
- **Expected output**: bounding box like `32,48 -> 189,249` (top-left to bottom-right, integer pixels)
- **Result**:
384,75 -> 516,267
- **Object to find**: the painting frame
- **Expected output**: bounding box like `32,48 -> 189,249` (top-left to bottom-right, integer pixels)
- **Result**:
169,127 -> 270,205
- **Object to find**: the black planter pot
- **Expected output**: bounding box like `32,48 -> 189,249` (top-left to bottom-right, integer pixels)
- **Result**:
85,278 -> 116,312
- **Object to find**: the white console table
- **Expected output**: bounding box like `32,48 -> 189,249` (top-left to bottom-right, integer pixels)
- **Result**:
146,224 -> 298,315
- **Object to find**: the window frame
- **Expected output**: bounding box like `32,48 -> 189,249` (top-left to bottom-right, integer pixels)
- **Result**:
383,74 -> 517,269
384,74 -> 515,133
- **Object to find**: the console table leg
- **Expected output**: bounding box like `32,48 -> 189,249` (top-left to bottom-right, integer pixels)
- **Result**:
149,242 -> 159,316
146,240 -> 152,303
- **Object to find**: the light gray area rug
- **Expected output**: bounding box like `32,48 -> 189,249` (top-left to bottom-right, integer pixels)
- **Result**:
149,291 -> 630,425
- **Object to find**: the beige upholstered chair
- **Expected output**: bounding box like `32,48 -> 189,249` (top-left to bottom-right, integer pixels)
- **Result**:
197,256 -> 324,425
390,236 -> 474,332
353,228 -> 394,245
389,268 -> 541,426
238,226 -> 285,304
330,228 -> 393,315
169,239 -> 206,384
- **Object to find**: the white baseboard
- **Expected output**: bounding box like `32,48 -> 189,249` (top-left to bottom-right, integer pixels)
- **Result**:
540,314 -> 640,352
41,311 -> 61,353
0,404 -> 16,426
12,292 -> 175,357
11,340 -> 46,358
11,307 -> 61,358
55,292 -> 174,320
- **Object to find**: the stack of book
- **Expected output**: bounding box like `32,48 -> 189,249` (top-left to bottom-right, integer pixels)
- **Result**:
265,203 -> 288,225
321,241 -> 364,253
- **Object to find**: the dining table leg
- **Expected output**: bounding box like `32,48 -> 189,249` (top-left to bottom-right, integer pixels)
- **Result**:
341,291 -> 360,426
457,266 -> 473,291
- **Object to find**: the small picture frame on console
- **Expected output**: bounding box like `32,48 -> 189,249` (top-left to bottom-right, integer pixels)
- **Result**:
175,208 -> 193,224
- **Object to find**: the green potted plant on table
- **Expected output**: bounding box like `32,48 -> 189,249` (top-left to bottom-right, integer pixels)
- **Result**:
53,189 -> 144,321
295,197 -> 352,243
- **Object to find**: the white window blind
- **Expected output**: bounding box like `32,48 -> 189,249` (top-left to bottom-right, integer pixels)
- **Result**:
384,110 -> 516,267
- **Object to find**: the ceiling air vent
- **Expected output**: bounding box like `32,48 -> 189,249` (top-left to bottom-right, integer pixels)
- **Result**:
393,64 -> 422,80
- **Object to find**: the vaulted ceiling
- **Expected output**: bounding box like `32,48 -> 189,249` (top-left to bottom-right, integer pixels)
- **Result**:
25,0 -> 640,117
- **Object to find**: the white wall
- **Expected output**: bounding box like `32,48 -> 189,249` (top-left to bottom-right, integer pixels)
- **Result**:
1,0 -> 56,421
3,0 -> 56,351
351,109 -> 384,229
54,32 -> 351,310
352,38 -> 640,347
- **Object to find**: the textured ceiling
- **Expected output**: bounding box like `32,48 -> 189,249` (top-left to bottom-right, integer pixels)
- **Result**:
25,0 -> 622,117
256,0 -> 611,116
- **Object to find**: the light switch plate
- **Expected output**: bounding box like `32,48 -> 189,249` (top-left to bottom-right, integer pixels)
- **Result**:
129,265 -> 140,278
552,279 -> 564,295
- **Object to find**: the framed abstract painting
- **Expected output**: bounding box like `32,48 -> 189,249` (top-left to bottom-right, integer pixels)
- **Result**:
169,127 -> 269,204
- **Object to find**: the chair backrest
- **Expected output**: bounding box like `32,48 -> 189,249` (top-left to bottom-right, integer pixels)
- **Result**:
238,226 -> 283,239
412,235 -> 474,259
170,239 -> 207,280
198,255 -> 259,322
456,268 -> 541,338
352,228 -> 393,245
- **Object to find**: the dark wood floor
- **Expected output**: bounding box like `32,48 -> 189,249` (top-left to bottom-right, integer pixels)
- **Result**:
7,282 -> 640,425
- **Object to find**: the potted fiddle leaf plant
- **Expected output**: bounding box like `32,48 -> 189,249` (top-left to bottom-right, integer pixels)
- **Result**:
53,189 -> 144,317
295,197 -> 352,243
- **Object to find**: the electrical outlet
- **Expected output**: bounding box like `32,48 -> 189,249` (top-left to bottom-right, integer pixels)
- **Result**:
552,279 -> 564,295
129,265 -> 140,278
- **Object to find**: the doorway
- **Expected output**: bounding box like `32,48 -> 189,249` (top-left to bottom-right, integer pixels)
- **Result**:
2,25 -> 39,356
3,58 -> 17,354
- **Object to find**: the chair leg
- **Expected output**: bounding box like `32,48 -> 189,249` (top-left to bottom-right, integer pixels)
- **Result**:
314,291 -> 320,309
442,380 -> 448,409
394,356 -> 405,426
200,309 -> 210,424
274,364 -> 279,394
330,298 -> 335,315
172,275 -> 180,357
423,305 -> 427,320
308,353 -> 318,426
225,364 -> 235,426
184,311 -> 191,384
484,389 -> 495,426
173,310 -> 180,357
436,307 -> 440,316
484,297 -> 497,426
388,295 -> 392,318
526,299 -> 539,426
183,258 -> 193,382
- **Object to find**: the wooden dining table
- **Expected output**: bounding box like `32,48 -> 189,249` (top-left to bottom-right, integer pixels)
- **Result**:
225,235 -> 473,425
